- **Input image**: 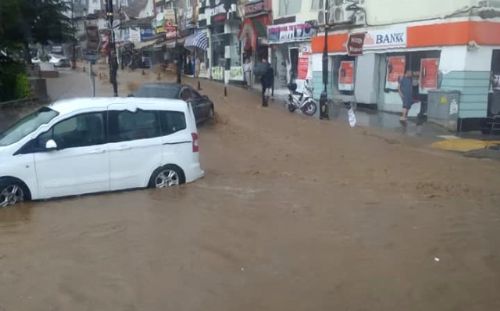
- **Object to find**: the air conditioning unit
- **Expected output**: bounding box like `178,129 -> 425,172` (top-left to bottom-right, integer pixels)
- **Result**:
328,0 -> 366,24
317,0 -> 327,26
329,0 -> 354,24
478,0 -> 500,8
353,12 -> 366,25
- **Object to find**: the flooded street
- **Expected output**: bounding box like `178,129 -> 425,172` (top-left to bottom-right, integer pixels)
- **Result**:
1,69 -> 500,310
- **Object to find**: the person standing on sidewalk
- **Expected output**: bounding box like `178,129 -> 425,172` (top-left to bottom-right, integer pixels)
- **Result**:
260,59 -> 274,107
243,58 -> 253,89
399,70 -> 413,122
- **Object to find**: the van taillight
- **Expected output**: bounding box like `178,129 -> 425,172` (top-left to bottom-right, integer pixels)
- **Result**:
191,133 -> 199,152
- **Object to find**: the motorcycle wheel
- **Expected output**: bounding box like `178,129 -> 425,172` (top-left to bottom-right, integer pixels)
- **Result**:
301,100 -> 317,116
287,102 -> 297,113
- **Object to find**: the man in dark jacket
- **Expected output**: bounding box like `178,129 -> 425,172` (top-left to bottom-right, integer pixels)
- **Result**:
260,58 -> 274,107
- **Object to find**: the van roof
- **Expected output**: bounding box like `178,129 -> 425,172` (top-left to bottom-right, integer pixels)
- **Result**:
49,97 -> 188,115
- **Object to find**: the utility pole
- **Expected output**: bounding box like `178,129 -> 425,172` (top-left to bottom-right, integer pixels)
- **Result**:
319,0 -> 330,120
106,0 -> 118,96
174,6 -> 182,84
71,0 -> 76,69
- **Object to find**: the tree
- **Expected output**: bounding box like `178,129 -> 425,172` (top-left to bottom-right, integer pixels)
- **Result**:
0,0 -> 74,61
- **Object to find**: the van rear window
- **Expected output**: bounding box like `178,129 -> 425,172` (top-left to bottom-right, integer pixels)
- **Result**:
159,111 -> 186,135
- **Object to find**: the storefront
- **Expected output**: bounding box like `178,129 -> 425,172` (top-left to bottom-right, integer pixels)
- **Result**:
267,22 -> 316,91
239,0 -> 271,85
204,2 -> 241,82
184,30 -> 209,78
311,20 -> 500,128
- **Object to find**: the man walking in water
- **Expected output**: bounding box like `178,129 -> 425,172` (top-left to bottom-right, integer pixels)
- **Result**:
260,58 -> 274,107
399,70 -> 413,122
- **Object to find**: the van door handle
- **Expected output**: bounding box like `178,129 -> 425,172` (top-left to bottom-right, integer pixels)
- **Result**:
89,149 -> 106,154
117,145 -> 131,151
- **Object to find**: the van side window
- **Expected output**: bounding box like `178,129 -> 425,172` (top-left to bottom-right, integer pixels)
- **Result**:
109,109 -> 161,142
31,112 -> 105,150
159,111 -> 186,135
51,113 -> 105,149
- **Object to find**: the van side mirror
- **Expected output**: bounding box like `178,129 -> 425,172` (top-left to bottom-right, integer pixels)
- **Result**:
45,139 -> 58,151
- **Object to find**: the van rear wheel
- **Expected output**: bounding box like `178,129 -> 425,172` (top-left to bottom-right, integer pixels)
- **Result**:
149,165 -> 185,189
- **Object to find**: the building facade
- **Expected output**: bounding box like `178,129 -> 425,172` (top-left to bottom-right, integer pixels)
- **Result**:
268,0 -> 320,92
310,0 -> 500,130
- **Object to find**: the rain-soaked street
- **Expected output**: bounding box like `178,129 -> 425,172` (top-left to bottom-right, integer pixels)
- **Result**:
1,68 -> 500,310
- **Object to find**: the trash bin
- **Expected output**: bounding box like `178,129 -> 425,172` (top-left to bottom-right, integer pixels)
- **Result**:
427,90 -> 461,131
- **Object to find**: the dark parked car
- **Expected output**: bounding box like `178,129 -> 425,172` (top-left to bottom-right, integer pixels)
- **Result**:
131,83 -> 214,124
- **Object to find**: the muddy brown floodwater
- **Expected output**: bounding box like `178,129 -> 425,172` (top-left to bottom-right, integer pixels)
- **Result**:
1,70 -> 500,311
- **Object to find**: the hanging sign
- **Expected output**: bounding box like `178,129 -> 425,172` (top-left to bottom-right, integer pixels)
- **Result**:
297,53 -> 310,80
386,56 -> 406,90
347,33 -> 365,56
419,58 -> 439,93
338,61 -> 355,91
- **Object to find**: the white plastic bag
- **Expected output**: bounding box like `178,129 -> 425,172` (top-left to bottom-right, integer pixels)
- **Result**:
348,108 -> 357,128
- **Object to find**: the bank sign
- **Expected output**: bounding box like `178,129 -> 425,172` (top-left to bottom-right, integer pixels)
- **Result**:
363,27 -> 407,50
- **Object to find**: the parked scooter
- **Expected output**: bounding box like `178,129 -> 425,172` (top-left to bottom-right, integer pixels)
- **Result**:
287,80 -> 318,117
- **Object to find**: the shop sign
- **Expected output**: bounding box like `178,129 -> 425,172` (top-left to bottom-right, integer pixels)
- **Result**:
164,9 -> 176,22
140,28 -> 155,41
245,1 -> 264,15
363,27 -> 407,50
154,12 -> 165,33
419,58 -> 439,93
297,53 -> 310,80
267,22 -> 315,44
339,61 -> 355,91
211,13 -> 226,24
386,56 -> 406,90
212,66 -> 224,80
164,24 -> 178,39
129,28 -> 141,43
347,33 -> 365,56
207,3 -> 226,17
229,66 -> 244,81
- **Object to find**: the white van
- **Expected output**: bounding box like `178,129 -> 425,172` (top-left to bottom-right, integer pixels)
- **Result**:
0,97 -> 204,207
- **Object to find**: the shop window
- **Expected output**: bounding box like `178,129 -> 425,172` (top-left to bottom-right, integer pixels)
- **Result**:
333,55 -> 356,95
384,51 -> 441,96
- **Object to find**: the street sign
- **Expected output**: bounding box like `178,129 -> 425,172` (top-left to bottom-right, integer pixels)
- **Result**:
84,51 -> 98,63
85,25 -> 100,53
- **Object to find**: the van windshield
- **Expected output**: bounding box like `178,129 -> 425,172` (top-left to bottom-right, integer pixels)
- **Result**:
0,107 -> 59,146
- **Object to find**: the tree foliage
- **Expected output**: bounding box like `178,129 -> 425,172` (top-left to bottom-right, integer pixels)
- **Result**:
0,0 -> 74,52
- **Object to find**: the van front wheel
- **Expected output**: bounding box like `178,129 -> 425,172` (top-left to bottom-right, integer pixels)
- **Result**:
0,178 -> 28,208
149,165 -> 185,189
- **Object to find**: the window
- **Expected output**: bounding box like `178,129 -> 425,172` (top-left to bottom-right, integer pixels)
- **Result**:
180,88 -> 194,101
28,112 -> 105,150
159,111 -> 186,135
279,0 -> 301,17
191,90 -> 202,100
0,107 -> 58,146
109,109 -> 161,142
51,113 -> 105,149
311,0 -> 321,10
